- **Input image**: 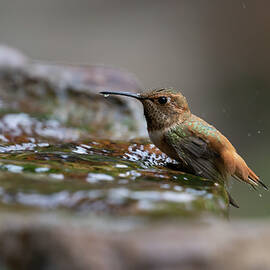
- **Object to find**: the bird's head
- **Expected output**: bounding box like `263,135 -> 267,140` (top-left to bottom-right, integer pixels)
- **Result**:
100,88 -> 191,131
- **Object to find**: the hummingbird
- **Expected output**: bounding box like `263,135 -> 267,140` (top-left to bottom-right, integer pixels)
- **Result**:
100,88 -> 267,207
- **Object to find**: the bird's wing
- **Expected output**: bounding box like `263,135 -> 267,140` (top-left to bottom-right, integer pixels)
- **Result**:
165,126 -> 223,182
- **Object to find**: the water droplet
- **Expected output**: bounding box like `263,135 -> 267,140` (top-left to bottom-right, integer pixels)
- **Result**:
259,193 -> 262,198
4,164 -> 23,173
49,173 -> 64,180
86,173 -> 114,183
115,164 -> 128,168
72,146 -> 87,154
160,184 -> 170,189
247,133 -> 251,137
257,130 -> 261,134
35,167 -> 50,173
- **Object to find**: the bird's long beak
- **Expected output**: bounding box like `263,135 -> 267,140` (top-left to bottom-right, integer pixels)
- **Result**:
100,91 -> 143,100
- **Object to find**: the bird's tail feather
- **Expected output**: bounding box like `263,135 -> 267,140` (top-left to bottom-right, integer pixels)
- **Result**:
232,153 -> 267,189
228,192 -> 239,208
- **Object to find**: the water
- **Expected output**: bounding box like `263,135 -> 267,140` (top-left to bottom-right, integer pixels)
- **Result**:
0,138 -> 228,218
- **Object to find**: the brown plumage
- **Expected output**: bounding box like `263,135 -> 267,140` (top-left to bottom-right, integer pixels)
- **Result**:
101,88 -> 267,207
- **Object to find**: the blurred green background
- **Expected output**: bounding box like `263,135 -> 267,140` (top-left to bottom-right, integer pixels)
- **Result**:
0,0 -> 269,217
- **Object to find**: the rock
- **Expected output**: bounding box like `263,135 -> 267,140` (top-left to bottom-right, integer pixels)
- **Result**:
0,217 -> 269,270
0,138 -> 228,218
0,47 -> 229,218
0,45 -> 27,69
0,46 -> 234,270
0,46 -> 146,140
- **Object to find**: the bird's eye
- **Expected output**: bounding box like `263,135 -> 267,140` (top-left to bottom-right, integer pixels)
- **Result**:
157,96 -> 168,104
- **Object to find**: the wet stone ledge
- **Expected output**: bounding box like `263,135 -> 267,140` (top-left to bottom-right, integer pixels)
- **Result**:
0,138 -> 228,218
0,46 -> 231,270
0,45 -> 146,140
0,46 -> 229,219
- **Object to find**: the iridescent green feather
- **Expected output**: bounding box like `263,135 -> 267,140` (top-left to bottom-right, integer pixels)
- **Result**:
188,119 -> 222,143
166,123 -> 224,182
